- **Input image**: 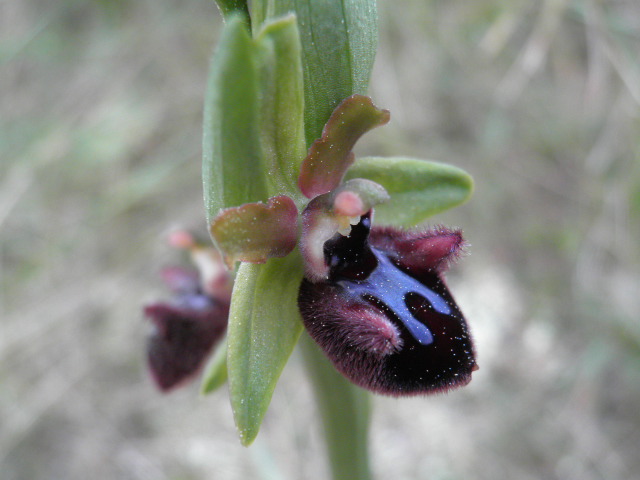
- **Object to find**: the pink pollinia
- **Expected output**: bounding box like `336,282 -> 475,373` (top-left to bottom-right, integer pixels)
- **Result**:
298,211 -> 477,396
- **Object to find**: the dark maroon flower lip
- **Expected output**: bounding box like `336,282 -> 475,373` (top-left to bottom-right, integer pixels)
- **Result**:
144,237 -> 232,393
298,212 -> 476,396
145,298 -> 229,392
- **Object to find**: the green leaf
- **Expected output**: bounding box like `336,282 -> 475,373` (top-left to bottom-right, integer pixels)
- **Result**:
345,156 -> 474,227
203,15 -> 267,222
226,252 -> 305,445
255,16 -> 307,199
252,0 -> 378,145
203,15 -> 306,222
298,95 -> 390,198
210,195 -> 298,269
214,0 -> 250,26
300,333 -> 372,480
201,339 -> 229,394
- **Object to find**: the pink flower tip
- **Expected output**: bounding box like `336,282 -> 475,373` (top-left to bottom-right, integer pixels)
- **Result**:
167,230 -> 196,249
333,190 -> 365,217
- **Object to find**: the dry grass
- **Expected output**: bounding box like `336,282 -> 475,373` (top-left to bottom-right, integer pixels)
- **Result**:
2,1 -> 640,479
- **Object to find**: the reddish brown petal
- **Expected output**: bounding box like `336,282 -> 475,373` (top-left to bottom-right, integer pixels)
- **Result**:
369,226 -> 465,273
210,195 -> 298,269
298,95 -> 390,199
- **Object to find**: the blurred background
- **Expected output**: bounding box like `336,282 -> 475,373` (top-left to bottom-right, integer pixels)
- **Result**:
2,0 -> 639,479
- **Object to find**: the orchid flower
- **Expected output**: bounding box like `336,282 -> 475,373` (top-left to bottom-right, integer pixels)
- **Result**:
204,60 -> 476,444
144,231 -> 232,392
146,3 -> 477,478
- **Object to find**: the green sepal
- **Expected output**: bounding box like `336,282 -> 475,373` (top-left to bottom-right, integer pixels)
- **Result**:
202,14 -> 306,223
201,338 -> 229,394
345,156 -> 474,226
250,0 -> 378,145
226,252 -> 305,445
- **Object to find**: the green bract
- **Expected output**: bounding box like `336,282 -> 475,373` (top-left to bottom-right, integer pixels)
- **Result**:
213,0 -> 250,24
226,253 -> 305,445
200,340 -> 228,394
202,13 -> 308,447
250,0 -> 378,145
202,14 -> 306,224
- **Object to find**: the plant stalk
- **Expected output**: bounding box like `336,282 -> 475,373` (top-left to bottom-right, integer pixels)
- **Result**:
300,332 -> 373,480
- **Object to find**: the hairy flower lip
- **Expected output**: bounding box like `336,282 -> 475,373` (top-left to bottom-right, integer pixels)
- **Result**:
145,298 -> 229,392
298,214 -> 476,396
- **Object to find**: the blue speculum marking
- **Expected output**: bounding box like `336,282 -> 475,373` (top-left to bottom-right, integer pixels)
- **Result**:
338,250 -> 451,345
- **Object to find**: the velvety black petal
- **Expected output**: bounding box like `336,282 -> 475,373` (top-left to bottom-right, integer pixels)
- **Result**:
298,214 -> 476,396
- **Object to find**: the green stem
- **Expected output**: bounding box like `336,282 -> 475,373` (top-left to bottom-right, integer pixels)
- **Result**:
300,333 -> 373,480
